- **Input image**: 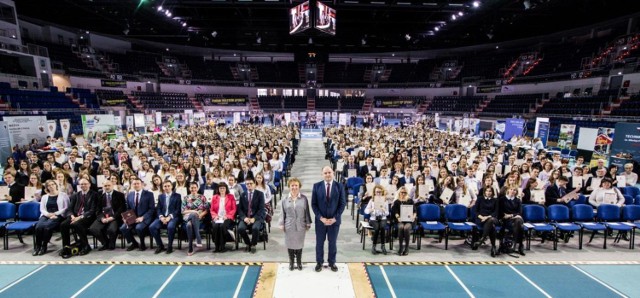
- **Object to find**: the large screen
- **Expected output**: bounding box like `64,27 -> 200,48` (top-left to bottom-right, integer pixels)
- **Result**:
289,1 -> 311,35
315,1 -> 336,35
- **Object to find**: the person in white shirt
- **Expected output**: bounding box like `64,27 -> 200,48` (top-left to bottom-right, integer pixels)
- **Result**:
623,163 -> 638,186
589,177 -> 625,207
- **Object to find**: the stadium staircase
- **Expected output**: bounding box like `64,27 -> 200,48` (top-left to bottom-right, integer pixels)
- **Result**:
500,52 -> 542,84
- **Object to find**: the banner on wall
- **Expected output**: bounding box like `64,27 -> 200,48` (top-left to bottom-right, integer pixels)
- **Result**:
81,114 -> 116,138
184,110 -> 194,126
338,113 -> 347,126
503,118 -> 526,141
4,116 -> 47,147
0,122 -> 12,179
233,112 -> 241,124
434,113 -> 440,127
373,99 -> 415,108
331,112 -> 338,123
144,114 -> 155,129
609,122 -> 640,172
462,118 -> 469,129
468,118 -> 480,135
126,116 -> 134,129
208,97 -> 247,106
46,120 -> 57,138
100,79 -> 126,88
590,127 -> 615,167
291,112 -> 299,123
133,114 -> 145,128
60,119 -> 70,142
558,124 -> 577,149
113,116 -> 122,128
476,86 -> 502,93
284,113 -> 291,125
155,112 -> 162,126
193,112 -> 206,124
538,122 -> 550,147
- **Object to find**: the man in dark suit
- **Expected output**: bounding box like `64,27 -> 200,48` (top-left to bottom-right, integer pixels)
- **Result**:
237,163 -> 254,184
3,172 -> 24,203
60,177 -> 99,258
311,166 -> 346,273
359,157 -> 378,178
120,178 -> 156,251
68,154 -> 82,174
342,155 -> 358,181
545,176 -> 578,207
149,181 -> 182,254
238,178 -> 266,254
89,179 -> 126,251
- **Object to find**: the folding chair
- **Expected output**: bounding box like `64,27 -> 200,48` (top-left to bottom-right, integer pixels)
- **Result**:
416,204 -> 446,250
522,205 -> 554,250
597,204 -> 634,249
444,204 -> 474,250
5,202 -> 40,250
572,204 -> 606,249
547,205 -> 581,250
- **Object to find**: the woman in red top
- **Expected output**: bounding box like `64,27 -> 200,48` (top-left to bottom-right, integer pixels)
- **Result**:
210,182 -> 237,253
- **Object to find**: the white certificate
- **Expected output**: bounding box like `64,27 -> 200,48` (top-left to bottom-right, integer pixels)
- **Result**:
176,186 -> 188,198
591,177 -> 602,189
0,186 -> 8,201
97,175 -> 107,188
24,187 -> 39,201
400,205 -> 413,222
204,189 -> 214,199
418,186 -> 429,200
347,169 -> 357,178
616,175 -> 626,188
366,183 -> 375,197
572,177 -> 583,189
404,183 -> 414,195
379,178 -> 390,187
531,189 -> 545,204
603,192 -> 617,205
374,196 -> 386,212
458,192 -> 472,207
440,188 -> 454,204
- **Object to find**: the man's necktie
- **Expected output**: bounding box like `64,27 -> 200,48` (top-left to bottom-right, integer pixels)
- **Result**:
78,193 -> 85,215
135,192 -> 139,209
248,191 -> 253,217
326,183 -> 331,202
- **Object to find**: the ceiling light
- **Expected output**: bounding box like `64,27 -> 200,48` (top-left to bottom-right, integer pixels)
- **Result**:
458,12 -> 464,16
182,22 -> 187,27
257,37 -> 262,44
451,14 -> 457,20
434,26 -> 439,31
308,37 -> 313,44
211,31 -> 218,37
472,1 -> 480,8
157,6 -> 163,11
404,34 -> 411,41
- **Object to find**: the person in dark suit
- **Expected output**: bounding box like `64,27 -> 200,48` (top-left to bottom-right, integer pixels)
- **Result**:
237,163 -> 254,184
60,177 -> 99,258
89,179 -> 126,251
498,186 -> 525,256
237,177 -> 266,253
120,178 -> 156,251
359,157 -> 378,178
545,176 -> 578,206
3,172 -> 24,203
311,166 -> 346,272
149,180 -> 182,254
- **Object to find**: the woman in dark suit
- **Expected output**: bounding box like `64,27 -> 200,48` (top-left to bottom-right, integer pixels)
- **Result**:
210,182 -> 236,253
473,187 -> 499,257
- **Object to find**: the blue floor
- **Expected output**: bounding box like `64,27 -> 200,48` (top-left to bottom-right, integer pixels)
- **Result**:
0,265 -> 261,298
367,264 -> 638,298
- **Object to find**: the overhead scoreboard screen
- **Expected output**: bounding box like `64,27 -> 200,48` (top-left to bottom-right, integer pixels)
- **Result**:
289,1 -> 311,34
315,1 -> 336,35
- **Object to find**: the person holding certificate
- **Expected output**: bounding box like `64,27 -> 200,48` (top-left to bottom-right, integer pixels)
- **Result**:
589,177 -> 624,207
364,185 -> 390,255
24,174 -> 44,202
357,174 -> 376,207
522,178 -> 544,205
392,186 -> 415,256
210,182 -> 237,253
182,182 -> 210,255
622,163 -> 638,186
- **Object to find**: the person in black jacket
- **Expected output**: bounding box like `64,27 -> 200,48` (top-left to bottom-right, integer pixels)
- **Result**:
499,186 -> 525,256
89,180 -> 126,251
60,178 -> 99,258
473,187 -> 499,257
3,172 -> 25,203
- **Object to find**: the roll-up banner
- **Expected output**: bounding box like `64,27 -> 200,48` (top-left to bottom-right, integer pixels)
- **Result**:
590,127 -> 615,167
46,120 -> 57,138
60,119 -> 70,142
133,114 -> 145,128
126,116 -> 134,129
558,124 -> 576,149
534,117 -> 550,146
503,118 -> 526,141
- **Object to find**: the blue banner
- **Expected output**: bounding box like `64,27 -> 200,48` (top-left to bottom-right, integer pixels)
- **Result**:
609,122 -> 640,172
538,121 -> 550,146
503,118 -> 526,141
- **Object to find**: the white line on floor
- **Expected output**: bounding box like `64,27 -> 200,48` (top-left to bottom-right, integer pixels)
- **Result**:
571,265 -> 628,298
232,265 -> 249,298
379,265 -> 397,298
70,264 -> 115,298
152,265 -> 182,298
445,265 -> 475,298
508,265 -> 552,298
0,264 -> 47,294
